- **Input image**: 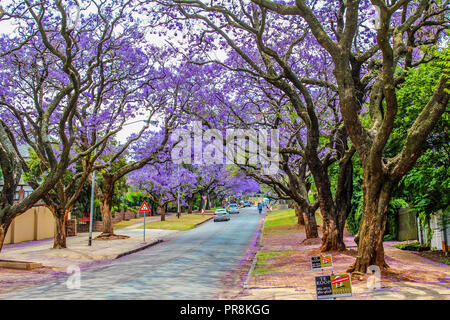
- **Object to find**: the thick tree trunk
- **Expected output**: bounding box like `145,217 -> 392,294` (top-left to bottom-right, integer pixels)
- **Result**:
206,195 -> 211,210
348,177 -> 391,273
188,196 -> 194,214
0,222 -> 11,253
294,203 -> 305,225
320,153 -> 354,252
313,177 -> 347,251
53,212 -> 67,249
99,190 -> 114,236
303,206 -> 319,239
320,213 -> 346,251
159,204 -> 166,221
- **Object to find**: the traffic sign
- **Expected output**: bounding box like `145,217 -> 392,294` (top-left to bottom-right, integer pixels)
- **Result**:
139,201 -> 150,243
139,201 -> 150,212
202,195 -> 207,200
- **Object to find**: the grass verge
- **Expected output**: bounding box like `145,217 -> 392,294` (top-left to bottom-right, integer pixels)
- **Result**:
137,214 -> 211,231
252,250 -> 296,275
113,218 -> 145,230
263,208 -> 322,235
393,241 -> 430,251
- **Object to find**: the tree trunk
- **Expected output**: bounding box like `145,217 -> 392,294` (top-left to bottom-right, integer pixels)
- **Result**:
313,177 -> 347,251
294,203 -> 305,225
160,204 -> 166,221
188,196 -> 194,214
206,195 -> 211,210
320,154 -> 353,252
303,206 -> 319,239
53,211 -> 67,249
348,176 -> 392,273
0,222 -> 11,253
99,190 -> 114,236
320,212 -> 346,251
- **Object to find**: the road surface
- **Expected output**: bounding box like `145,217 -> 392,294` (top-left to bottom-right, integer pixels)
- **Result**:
3,206 -> 262,299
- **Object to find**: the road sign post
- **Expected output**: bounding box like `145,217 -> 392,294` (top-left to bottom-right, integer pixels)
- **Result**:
139,201 -> 150,243
201,195 -> 207,215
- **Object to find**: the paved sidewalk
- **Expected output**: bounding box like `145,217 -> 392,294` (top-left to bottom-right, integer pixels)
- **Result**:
233,209 -> 450,300
238,280 -> 450,300
0,211 -> 205,273
0,232 -> 166,272
0,226 -> 179,296
1,207 -> 260,300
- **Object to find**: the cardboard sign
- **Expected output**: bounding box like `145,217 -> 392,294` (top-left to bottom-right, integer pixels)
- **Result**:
315,273 -> 352,299
311,255 -> 333,270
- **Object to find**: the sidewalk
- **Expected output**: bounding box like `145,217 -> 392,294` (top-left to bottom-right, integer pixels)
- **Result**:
0,213 -> 179,270
0,217 -> 180,296
0,211 -> 212,296
234,209 -> 450,300
0,232 -> 165,272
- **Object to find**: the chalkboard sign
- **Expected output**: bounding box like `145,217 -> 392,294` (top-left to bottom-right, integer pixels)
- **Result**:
311,256 -> 322,270
315,275 -> 333,299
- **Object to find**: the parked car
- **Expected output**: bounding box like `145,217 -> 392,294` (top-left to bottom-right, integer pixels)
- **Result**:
243,201 -> 251,207
214,209 -> 230,222
228,204 -> 240,214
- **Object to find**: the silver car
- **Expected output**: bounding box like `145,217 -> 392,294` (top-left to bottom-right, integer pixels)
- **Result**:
214,209 -> 230,222
228,204 -> 240,214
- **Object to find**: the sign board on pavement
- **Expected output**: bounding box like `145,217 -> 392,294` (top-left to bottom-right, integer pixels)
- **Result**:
315,273 -> 352,299
311,254 -> 333,270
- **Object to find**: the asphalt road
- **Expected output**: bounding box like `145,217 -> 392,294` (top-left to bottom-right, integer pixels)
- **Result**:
3,206 -> 263,300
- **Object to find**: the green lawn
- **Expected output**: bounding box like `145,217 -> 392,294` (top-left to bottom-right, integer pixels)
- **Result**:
393,241 -> 423,250
137,214 -> 211,231
439,256 -> 450,265
263,208 -> 322,234
253,250 -> 296,275
113,217 -> 144,230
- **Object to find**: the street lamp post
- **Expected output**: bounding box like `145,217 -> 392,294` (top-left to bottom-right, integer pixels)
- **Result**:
177,187 -> 180,219
88,168 -> 96,246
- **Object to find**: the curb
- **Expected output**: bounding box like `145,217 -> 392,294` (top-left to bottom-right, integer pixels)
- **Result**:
115,239 -> 163,259
193,217 -> 213,228
243,214 -> 266,289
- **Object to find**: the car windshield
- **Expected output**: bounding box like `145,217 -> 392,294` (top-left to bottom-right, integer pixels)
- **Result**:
230,205 -> 237,208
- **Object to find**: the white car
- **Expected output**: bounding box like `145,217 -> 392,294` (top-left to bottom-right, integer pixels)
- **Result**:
228,204 -> 240,214
214,209 -> 230,222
